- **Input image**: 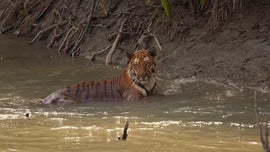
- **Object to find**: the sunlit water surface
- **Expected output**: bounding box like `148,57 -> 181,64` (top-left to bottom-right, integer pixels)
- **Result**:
0,36 -> 269,152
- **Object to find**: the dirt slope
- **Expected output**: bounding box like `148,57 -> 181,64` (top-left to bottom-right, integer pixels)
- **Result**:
157,0 -> 270,89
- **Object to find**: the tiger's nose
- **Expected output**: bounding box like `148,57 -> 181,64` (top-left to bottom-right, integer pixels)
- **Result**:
141,72 -> 146,78
140,73 -> 149,81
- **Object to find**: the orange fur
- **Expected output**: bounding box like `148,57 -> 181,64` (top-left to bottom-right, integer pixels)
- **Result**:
43,49 -> 156,105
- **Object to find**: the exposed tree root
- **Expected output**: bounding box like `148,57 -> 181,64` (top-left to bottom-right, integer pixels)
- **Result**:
106,20 -> 125,65
0,0 -> 243,64
149,33 -> 162,51
29,21 -> 67,45
18,0 -> 53,36
7,0 -> 15,5
1,1 -> 24,29
47,28 -> 62,48
58,26 -> 78,53
89,45 -> 112,61
70,0 -> 96,57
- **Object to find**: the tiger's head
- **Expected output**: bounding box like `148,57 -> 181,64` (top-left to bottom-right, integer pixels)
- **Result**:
127,48 -> 156,85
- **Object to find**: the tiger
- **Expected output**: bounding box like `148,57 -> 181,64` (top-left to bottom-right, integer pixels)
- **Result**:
43,48 -> 157,105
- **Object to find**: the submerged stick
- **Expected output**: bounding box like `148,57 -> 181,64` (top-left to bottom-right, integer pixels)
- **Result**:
254,91 -> 270,152
118,121 -> 129,141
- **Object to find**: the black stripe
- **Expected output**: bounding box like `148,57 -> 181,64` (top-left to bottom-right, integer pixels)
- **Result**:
86,83 -> 90,100
82,82 -> 85,91
99,81 -> 103,99
116,76 -> 122,96
75,84 -> 80,98
110,80 -> 115,98
103,80 -> 107,98
148,82 -> 156,95
66,86 -> 71,95
96,81 -> 100,99
118,75 -> 122,94
91,81 -> 95,98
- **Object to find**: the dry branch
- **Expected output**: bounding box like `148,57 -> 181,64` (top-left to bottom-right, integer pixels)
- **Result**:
118,121 -> 129,141
105,21 -> 125,65
89,45 -> 112,61
28,21 -> 67,44
58,26 -> 78,53
1,1 -> 24,27
70,0 -> 96,57
18,0 -> 53,35
7,0 -> 15,5
23,0 -> 29,16
149,33 -> 162,51
62,30 -> 77,54
47,28 -> 62,48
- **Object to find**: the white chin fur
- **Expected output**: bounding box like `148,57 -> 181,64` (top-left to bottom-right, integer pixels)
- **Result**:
132,78 -> 156,96
142,78 -> 156,92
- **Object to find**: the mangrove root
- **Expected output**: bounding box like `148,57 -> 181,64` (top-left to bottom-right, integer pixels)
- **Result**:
105,20 -> 125,65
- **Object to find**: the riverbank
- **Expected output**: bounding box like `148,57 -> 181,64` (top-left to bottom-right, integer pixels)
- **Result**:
0,0 -> 269,90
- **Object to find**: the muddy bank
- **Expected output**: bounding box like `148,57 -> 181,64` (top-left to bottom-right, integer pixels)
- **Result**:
158,0 -> 270,89
0,0 -> 269,90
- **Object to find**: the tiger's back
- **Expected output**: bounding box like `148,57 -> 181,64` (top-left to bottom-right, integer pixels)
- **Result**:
64,79 -> 122,101
43,75 -> 125,105
43,48 -> 157,105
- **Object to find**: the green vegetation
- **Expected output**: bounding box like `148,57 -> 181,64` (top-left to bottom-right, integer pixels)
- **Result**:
161,0 -> 170,17
199,0 -> 206,9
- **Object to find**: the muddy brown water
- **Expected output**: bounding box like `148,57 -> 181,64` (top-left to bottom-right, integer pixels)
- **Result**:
0,36 -> 269,152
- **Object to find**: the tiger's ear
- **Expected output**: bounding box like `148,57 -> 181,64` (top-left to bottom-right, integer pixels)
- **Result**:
148,47 -> 156,57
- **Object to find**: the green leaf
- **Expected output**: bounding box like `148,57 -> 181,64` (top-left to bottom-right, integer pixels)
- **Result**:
199,0 -> 206,9
161,0 -> 171,17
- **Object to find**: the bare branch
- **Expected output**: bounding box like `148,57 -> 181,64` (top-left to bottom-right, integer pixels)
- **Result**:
7,0 -> 15,5
28,21 -> 67,44
106,21 -> 125,65
70,0 -> 96,57
58,26 -> 78,53
149,33 -> 162,51
88,45 -> 112,61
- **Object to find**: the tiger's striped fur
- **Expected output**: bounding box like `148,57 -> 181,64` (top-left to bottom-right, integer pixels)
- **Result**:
43,49 -> 156,105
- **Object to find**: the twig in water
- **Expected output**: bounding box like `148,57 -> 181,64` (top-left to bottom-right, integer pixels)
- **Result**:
118,121 -> 129,141
254,91 -> 270,152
